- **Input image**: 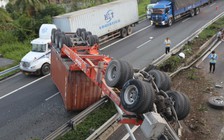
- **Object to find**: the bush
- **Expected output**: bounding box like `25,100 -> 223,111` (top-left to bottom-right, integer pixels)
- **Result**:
0,41 -> 30,62
0,31 -> 17,45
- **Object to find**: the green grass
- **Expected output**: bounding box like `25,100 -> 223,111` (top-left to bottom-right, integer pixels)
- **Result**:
57,101 -> 116,140
0,41 -> 31,63
138,0 -> 150,16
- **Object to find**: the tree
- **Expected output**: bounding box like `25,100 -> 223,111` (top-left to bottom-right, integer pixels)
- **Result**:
8,0 -> 48,17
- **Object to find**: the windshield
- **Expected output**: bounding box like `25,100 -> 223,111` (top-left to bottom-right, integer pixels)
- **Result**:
31,44 -> 46,52
152,8 -> 164,14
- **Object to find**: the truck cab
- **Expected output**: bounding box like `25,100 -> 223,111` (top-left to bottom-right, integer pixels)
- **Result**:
151,0 -> 173,26
20,24 -> 56,75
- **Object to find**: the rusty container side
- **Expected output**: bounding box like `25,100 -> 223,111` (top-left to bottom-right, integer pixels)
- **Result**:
51,47 -> 102,111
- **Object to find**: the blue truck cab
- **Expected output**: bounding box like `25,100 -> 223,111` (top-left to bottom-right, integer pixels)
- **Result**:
151,0 -> 209,27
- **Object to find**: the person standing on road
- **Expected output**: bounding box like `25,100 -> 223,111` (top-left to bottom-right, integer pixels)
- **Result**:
208,51 -> 218,73
164,37 -> 171,54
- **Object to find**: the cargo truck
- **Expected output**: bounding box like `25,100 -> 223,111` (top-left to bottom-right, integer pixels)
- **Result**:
53,0 -> 139,44
20,24 -> 56,75
151,0 -> 209,27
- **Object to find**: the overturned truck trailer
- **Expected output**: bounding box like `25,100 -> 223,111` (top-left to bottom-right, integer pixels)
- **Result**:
50,28 -> 191,139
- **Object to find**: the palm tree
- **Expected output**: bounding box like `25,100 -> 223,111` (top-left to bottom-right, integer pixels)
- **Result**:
9,0 -> 48,17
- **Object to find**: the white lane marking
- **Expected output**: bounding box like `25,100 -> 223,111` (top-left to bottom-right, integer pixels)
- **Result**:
137,40 -> 152,48
209,3 -> 216,7
121,125 -> 139,140
45,92 -> 59,101
182,18 -> 190,23
100,25 -> 152,51
0,74 -> 50,100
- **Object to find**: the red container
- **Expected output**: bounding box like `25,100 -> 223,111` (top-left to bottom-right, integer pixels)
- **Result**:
51,47 -> 102,111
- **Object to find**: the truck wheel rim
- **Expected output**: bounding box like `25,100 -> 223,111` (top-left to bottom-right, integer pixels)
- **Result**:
124,85 -> 138,105
107,64 -> 117,81
208,96 -> 224,107
43,65 -> 50,74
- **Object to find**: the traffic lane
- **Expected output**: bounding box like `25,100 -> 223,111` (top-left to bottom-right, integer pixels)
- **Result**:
101,2 -> 224,68
100,19 -> 152,48
0,76 -> 77,140
120,4 -> 224,68
0,93 -> 77,140
0,73 -> 42,97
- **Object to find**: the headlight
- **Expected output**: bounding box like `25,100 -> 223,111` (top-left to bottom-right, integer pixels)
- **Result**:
21,61 -> 30,68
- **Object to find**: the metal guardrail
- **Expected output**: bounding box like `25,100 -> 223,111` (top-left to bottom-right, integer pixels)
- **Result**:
0,65 -> 19,77
44,97 -> 108,140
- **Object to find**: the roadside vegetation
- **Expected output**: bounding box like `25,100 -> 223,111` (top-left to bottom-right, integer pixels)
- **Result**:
0,0 -> 149,72
159,16 -> 224,72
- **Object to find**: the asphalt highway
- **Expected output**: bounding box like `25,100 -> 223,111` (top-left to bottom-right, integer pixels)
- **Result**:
0,1 -> 224,139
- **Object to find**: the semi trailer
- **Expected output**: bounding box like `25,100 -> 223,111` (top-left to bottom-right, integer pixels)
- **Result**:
53,0 -> 139,44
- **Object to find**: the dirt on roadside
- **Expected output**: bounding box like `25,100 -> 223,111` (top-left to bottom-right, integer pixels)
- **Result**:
171,67 -> 224,140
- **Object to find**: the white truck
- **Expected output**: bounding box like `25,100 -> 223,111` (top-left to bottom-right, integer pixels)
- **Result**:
20,24 -> 57,75
53,0 -> 139,43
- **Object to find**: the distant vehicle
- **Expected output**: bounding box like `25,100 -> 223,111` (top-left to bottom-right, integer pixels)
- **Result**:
20,24 -> 56,75
53,0 -> 139,43
146,4 -> 156,20
151,0 -> 209,27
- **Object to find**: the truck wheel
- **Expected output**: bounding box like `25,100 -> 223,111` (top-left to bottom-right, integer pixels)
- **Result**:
41,63 -> 50,75
161,72 -> 171,91
51,28 -> 57,43
120,28 -> 127,38
76,28 -> 86,37
92,35 -> 99,44
127,26 -> 133,35
120,79 -> 149,113
105,59 -> 126,88
167,18 -> 173,27
148,70 -> 164,91
54,30 -> 62,48
178,92 -> 190,120
81,31 -> 88,41
167,90 -> 186,120
87,35 -> 96,46
195,8 -> 200,15
208,96 -> 224,109
65,35 -> 73,47
190,9 -> 195,17
58,34 -> 66,49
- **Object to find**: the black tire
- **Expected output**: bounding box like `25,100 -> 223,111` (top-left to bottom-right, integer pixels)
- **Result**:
179,92 -> 190,120
54,30 -> 62,48
127,26 -> 133,35
120,79 -> 149,113
140,81 -> 155,113
161,72 -> 171,91
65,35 -> 73,47
120,28 -> 128,38
51,28 -> 57,43
92,35 -> 99,44
76,28 -> 86,37
41,63 -> 50,75
208,96 -> 224,108
87,35 -> 96,46
166,90 -> 186,120
105,60 -> 126,88
118,61 -> 134,89
195,8 -> 200,15
190,9 -> 195,17
167,18 -> 173,27
148,70 -> 164,90
58,34 -> 66,49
